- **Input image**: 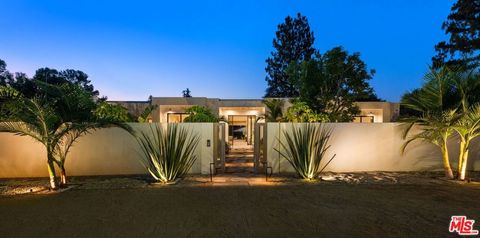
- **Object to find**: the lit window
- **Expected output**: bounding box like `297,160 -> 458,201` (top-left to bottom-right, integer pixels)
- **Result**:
353,116 -> 374,123
167,113 -> 190,123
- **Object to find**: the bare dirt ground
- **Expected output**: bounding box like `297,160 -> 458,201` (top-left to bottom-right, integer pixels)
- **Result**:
1,172 -> 479,238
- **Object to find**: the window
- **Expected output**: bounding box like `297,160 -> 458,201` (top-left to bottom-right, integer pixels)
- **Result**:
353,116 -> 374,123
167,113 -> 190,123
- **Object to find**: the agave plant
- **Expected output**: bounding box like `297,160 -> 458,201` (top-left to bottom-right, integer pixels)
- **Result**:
136,124 -> 200,183
275,124 -> 335,180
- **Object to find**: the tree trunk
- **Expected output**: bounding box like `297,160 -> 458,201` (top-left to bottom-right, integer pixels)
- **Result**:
60,164 -> 67,186
440,144 -> 454,179
457,141 -> 465,179
459,149 -> 469,181
47,157 -> 57,190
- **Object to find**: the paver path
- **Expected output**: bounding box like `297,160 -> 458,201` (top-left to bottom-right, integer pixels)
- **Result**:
225,147 -> 254,173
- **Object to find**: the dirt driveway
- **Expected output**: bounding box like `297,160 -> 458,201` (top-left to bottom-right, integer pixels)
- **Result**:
0,181 -> 479,237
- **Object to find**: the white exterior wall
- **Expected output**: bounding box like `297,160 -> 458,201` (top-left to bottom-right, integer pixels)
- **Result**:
267,123 -> 480,173
0,123 -> 215,178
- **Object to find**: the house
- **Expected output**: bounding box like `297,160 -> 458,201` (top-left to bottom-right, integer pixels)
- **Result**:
110,97 -> 400,147
111,97 -> 400,124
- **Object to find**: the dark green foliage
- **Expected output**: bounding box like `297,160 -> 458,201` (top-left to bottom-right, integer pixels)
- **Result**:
0,59 -> 99,98
30,68 -> 99,97
433,0 -> 480,69
262,98 -> 285,122
182,88 -> 192,97
183,106 -> 218,122
265,13 -> 316,97
135,124 -> 200,182
287,47 -> 378,122
284,100 -> 329,123
0,59 -> 13,86
95,102 -> 133,122
400,66 -> 480,179
138,105 -> 158,123
401,66 -> 480,114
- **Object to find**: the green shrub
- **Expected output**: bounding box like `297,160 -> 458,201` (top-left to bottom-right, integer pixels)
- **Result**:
183,106 -> 218,122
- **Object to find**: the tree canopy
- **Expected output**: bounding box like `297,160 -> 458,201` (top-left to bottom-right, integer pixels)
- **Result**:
432,0 -> 480,69
287,47 -> 379,122
183,106 -> 218,122
0,60 -> 99,98
264,14 -> 380,121
182,88 -> 192,97
265,13 -> 316,97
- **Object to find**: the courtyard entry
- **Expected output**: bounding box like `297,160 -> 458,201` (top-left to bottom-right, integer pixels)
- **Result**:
227,115 -> 255,147
225,115 -> 256,173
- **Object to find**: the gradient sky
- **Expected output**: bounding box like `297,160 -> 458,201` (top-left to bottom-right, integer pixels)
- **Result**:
0,0 -> 453,101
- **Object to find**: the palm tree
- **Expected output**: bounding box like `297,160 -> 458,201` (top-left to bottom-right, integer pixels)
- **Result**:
263,98 -> 284,122
401,110 -> 459,179
53,119 -> 132,186
0,87 -> 73,189
453,104 -> 480,180
401,66 -> 459,179
0,84 -> 132,188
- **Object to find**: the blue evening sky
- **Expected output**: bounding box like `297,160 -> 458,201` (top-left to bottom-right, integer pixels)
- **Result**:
0,0 -> 453,101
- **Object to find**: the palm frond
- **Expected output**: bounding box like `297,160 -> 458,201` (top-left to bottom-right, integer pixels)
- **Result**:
0,122 -> 44,144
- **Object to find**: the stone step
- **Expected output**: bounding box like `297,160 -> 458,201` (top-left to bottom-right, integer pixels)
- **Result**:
225,162 -> 254,167
225,158 -> 254,162
224,166 -> 254,173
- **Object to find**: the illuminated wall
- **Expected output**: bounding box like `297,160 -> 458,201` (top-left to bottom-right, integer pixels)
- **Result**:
2,122 -> 475,178
267,123 -> 480,173
0,123 -> 215,178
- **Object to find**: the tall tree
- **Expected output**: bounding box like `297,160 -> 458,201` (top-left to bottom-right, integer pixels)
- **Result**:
265,13 -> 316,97
432,0 -> 480,69
33,68 -> 99,97
0,59 -> 13,86
287,47 -> 379,122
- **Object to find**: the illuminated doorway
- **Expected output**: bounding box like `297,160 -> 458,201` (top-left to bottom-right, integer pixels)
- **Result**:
227,115 -> 256,148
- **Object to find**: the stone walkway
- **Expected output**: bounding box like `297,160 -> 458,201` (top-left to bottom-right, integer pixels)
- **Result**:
225,140 -> 255,173
225,148 -> 254,173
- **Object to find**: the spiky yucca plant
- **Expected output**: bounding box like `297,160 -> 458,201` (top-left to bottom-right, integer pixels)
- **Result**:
275,124 -> 335,180
136,124 -> 199,183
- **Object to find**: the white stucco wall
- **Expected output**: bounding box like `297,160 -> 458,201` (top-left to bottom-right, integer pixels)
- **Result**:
0,123 -> 215,178
1,122 -> 478,178
267,123 -> 480,173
